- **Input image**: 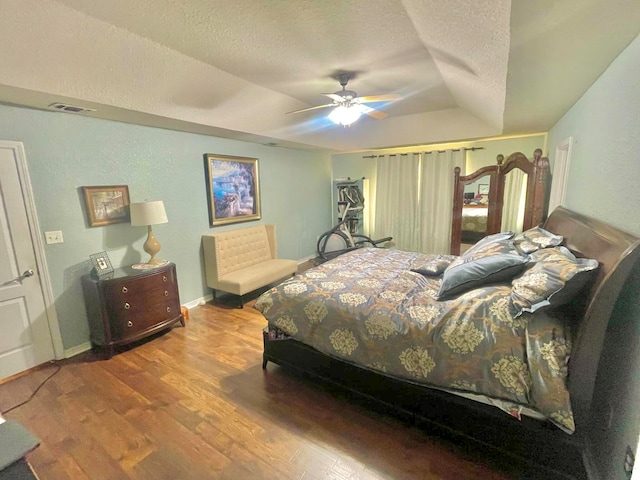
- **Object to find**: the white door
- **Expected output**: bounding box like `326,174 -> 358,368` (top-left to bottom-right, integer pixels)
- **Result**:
548,136 -> 574,212
0,142 -> 56,379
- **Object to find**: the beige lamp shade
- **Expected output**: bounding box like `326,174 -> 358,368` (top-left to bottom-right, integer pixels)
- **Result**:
130,200 -> 168,226
130,201 -> 168,267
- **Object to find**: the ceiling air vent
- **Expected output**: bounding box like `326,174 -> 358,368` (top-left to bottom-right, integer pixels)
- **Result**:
48,103 -> 96,113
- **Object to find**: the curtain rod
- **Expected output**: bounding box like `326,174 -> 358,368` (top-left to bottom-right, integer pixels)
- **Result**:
361,146 -> 484,159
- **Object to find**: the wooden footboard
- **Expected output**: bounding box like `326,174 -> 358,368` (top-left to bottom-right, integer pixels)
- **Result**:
263,330 -> 585,479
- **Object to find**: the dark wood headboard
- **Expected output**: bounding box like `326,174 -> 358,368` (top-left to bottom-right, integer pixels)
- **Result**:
544,206 -> 640,431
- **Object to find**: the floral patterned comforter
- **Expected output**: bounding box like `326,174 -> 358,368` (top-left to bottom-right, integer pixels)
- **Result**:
254,247 -> 574,433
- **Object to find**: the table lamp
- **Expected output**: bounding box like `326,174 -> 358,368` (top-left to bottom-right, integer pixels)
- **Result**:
130,200 -> 168,267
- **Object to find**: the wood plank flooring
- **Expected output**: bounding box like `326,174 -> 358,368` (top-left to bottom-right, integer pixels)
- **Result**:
0,300 -> 548,479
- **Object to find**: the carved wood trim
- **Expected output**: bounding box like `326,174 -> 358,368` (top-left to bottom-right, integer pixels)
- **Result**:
451,150 -> 550,254
450,164 -> 500,255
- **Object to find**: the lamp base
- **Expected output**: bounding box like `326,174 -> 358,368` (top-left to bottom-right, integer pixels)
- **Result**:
142,226 -> 164,266
131,260 -> 170,270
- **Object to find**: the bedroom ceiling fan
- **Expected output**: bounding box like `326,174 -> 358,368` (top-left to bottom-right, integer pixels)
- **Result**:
286,73 -> 403,126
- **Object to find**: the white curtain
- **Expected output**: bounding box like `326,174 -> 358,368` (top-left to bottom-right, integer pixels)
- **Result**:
374,154 -> 420,251
374,149 -> 465,254
500,169 -> 527,233
418,150 -> 466,254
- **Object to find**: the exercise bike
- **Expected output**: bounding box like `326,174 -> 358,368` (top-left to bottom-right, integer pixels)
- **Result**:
315,205 -> 392,265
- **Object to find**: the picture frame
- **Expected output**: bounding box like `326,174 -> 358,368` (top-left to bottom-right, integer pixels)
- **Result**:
478,183 -> 490,195
204,154 -> 261,226
89,251 -> 114,277
82,185 -> 130,227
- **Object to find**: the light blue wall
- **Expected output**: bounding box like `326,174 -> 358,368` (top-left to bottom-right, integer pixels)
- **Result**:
548,33 -> 640,480
332,154 -> 378,182
0,104 -> 332,350
548,39 -> 640,233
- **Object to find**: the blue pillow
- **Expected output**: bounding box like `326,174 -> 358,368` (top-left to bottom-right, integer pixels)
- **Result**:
437,253 -> 529,300
411,255 -> 457,277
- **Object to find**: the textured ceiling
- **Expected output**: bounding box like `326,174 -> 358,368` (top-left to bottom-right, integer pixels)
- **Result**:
0,0 -> 639,152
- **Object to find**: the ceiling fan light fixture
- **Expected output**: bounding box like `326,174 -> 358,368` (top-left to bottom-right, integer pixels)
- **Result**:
329,104 -> 362,126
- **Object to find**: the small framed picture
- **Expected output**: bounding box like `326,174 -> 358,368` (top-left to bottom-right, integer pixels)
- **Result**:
90,251 -> 114,277
478,183 -> 490,195
82,185 -> 130,227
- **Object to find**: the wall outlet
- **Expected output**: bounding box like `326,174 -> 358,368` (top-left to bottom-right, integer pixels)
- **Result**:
45,230 -> 64,244
624,445 -> 634,479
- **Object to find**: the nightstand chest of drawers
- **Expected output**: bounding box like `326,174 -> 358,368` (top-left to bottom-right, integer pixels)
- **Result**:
81,262 -> 185,358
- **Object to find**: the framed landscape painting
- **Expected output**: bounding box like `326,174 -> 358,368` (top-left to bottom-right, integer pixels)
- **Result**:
204,154 -> 261,226
82,185 -> 130,227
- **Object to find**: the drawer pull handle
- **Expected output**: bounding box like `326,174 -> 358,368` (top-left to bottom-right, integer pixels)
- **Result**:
122,287 -> 128,293
162,276 -> 167,282
164,290 -> 169,296
166,306 -> 171,313
124,302 -> 131,309
127,321 -> 133,328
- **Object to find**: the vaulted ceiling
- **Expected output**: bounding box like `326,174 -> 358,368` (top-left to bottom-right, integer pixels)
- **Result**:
1,0 -> 639,152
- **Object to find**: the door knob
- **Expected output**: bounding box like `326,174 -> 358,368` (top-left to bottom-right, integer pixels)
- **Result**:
9,269 -> 35,283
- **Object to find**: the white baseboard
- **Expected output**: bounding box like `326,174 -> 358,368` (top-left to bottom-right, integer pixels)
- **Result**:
182,294 -> 213,310
64,341 -> 92,359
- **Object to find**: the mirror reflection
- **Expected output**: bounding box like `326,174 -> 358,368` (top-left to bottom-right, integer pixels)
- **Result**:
500,170 -> 528,234
460,175 -> 490,249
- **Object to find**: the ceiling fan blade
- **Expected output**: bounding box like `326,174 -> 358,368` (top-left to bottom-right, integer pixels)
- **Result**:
356,93 -> 403,103
321,93 -> 348,103
360,105 -> 388,120
286,103 -> 335,115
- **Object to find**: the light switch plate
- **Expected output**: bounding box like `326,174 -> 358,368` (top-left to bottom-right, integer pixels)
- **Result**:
45,231 -> 63,244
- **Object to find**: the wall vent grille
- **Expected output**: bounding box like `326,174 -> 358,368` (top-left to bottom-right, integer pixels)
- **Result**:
48,103 -> 96,113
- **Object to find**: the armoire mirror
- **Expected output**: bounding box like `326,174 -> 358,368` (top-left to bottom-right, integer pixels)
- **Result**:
450,165 -> 500,255
450,149 -> 550,255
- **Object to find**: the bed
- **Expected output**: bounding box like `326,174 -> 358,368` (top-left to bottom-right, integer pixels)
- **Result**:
461,204 -> 489,243
255,207 -> 640,478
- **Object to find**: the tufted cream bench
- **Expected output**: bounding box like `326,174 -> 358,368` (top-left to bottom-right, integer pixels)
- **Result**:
202,224 -> 297,307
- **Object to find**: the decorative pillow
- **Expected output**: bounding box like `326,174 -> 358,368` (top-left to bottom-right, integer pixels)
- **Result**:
513,226 -> 563,254
463,231 -> 514,258
460,238 -> 521,264
509,246 -> 599,317
437,253 -> 529,300
411,255 -> 457,277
